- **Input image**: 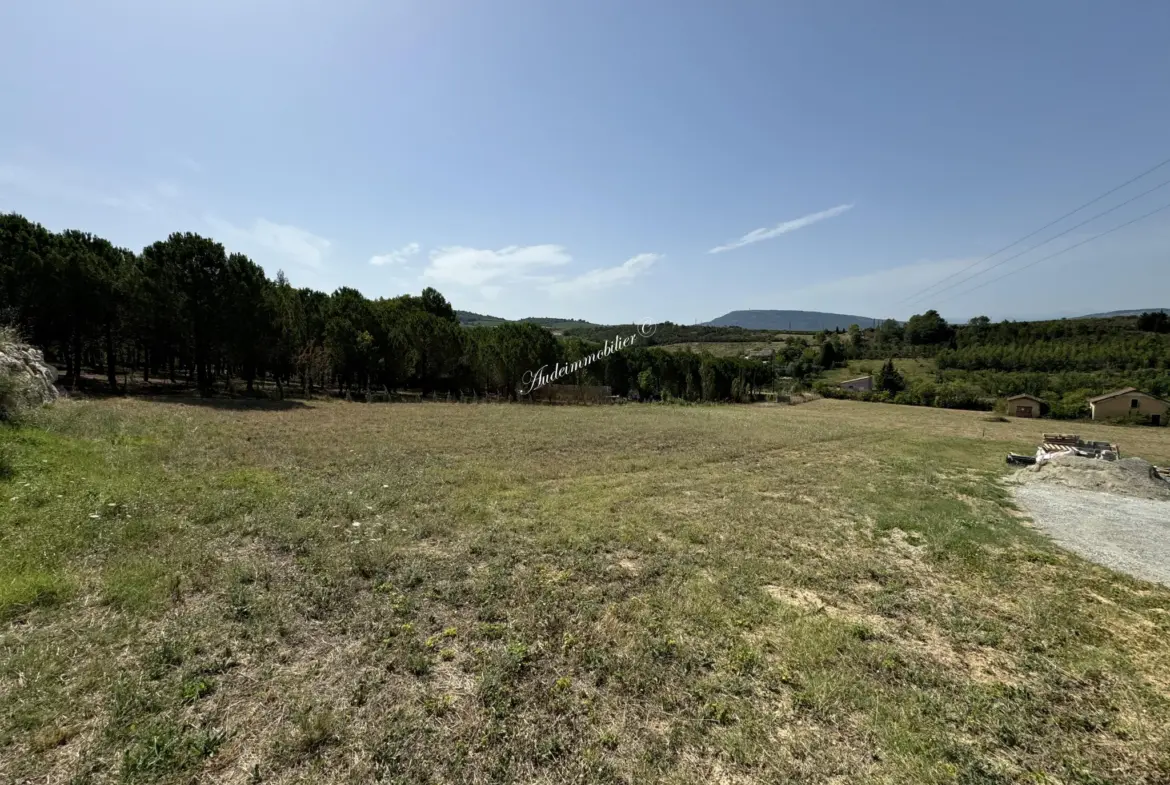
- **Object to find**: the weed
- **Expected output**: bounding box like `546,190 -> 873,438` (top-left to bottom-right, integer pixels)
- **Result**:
423,693 -> 454,716
180,676 -> 215,704
280,709 -> 341,762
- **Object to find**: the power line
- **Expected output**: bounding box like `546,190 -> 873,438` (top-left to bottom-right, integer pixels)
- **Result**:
904,175 -> 1170,307
896,153 -> 1170,307
933,200 -> 1170,306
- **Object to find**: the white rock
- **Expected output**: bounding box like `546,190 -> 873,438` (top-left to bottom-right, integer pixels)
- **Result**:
0,339 -> 60,412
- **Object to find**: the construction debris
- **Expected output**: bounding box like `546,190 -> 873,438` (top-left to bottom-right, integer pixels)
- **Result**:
1006,434 -> 1121,468
1036,434 -> 1120,463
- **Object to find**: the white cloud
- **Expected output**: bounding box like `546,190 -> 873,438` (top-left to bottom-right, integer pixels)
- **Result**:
369,242 -> 420,267
709,203 -> 854,253
547,253 -> 661,296
207,216 -> 332,270
422,244 -> 572,287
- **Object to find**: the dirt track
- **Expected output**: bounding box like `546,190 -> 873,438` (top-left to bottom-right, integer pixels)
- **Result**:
1012,485 -> 1170,586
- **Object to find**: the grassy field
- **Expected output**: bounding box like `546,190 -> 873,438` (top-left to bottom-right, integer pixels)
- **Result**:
655,340 -> 803,357
824,358 -> 938,385
2,398 -> 1170,783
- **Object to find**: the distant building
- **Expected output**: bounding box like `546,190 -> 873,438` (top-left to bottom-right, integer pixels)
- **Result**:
1005,393 -> 1044,418
839,375 -> 873,392
1088,388 -> 1168,425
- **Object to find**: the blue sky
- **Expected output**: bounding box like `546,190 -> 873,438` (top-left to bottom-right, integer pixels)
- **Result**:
2,1 -> 1169,324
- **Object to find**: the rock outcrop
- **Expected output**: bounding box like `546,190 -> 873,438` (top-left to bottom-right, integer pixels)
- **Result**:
0,338 -> 60,415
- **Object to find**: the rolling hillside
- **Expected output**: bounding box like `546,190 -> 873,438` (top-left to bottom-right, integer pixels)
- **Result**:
707,309 -> 884,331
1077,308 -> 1170,318
455,311 -> 600,330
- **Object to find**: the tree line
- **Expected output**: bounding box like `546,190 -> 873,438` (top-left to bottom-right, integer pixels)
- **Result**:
846,309 -> 1170,371
0,213 -> 775,402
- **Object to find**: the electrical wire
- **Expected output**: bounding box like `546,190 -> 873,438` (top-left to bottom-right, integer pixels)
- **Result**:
895,154 -> 1170,306
932,200 -> 1170,307
904,175 -> 1170,307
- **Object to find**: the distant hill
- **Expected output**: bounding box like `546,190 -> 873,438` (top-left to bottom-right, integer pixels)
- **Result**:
520,317 -> 601,330
455,310 -> 508,327
455,311 -> 601,330
707,309 -> 884,331
1076,308 -> 1170,319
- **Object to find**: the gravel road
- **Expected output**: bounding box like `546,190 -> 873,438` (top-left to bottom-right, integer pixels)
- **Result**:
1012,486 -> 1170,586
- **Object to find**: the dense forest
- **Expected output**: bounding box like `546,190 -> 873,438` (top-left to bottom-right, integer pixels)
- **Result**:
0,213 -> 776,402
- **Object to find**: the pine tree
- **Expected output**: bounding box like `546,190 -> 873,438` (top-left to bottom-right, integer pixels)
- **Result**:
875,358 -> 906,394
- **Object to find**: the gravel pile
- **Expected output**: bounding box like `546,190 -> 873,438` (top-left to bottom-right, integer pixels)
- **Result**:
1006,454 -> 1170,501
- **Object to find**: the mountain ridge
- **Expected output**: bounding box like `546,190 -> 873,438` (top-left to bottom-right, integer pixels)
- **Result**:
705,309 -> 885,331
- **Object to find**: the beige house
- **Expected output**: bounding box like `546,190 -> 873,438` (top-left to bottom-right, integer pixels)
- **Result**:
1088,388 -> 1168,425
1005,393 -> 1044,418
839,375 -> 873,392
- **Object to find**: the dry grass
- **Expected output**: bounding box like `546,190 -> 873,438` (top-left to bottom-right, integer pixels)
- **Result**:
2,397 -> 1170,783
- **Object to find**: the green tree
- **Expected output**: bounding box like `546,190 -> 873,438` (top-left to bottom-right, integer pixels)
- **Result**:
325,287 -> 375,394
420,287 -> 458,323
818,339 -> 840,370
875,358 -> 906,394
141,233 -> 230,393
905,310 -> 952,346
637,367 -> 658,398
225,253 -> 272,393
700,359 -> 717,401
1137,311 -> 1170,333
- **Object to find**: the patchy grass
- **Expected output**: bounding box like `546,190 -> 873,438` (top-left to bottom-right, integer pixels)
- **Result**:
2,398 -> 1170,782
824,357 -> 938,385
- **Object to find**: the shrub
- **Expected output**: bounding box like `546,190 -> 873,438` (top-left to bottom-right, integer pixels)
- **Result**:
1048,391 -> 1091,420
933,382 -> 992,411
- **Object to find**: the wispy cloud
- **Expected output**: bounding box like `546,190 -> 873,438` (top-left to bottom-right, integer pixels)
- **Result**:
422,244 -> 572,287
709,203 -> 854,254
369,242 -> 420,267
207,216 -> 332,270
547,253 -> 661,296
0,162 -> 161,213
